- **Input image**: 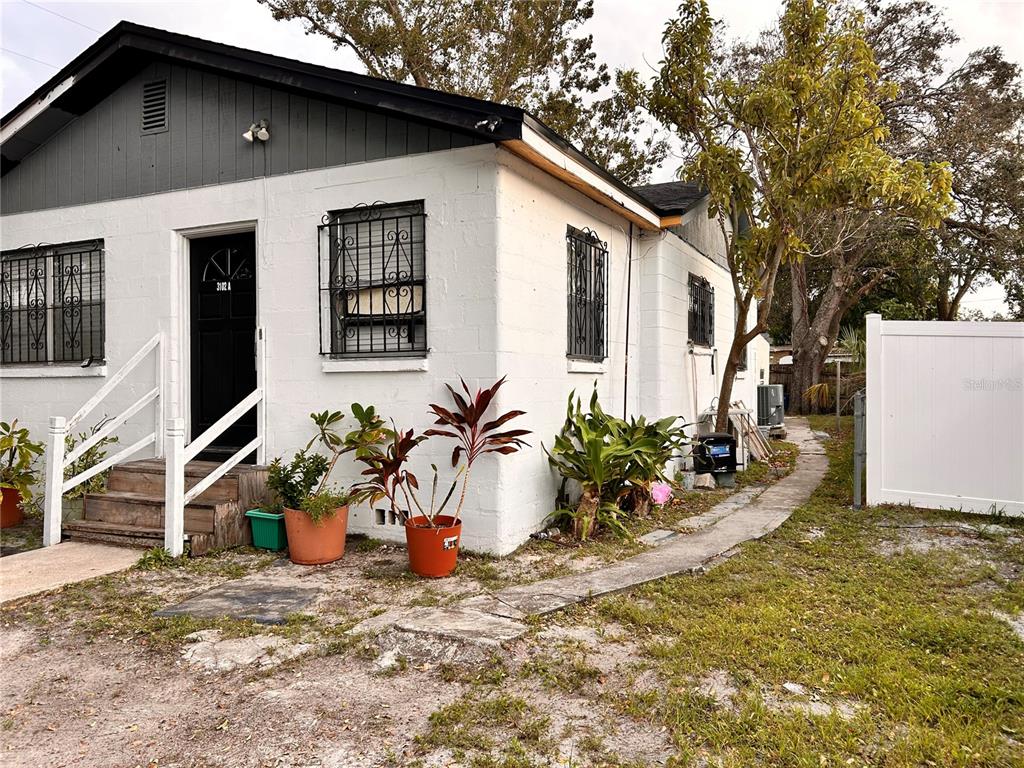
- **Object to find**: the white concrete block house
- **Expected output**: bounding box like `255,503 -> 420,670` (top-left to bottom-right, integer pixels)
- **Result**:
0,23 -> 769,554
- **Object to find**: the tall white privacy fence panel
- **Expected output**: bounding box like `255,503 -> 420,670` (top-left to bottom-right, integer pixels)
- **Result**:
866,315 -> 1024,517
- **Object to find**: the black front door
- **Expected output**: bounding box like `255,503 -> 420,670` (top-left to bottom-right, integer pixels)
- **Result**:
190,232 -> 257,463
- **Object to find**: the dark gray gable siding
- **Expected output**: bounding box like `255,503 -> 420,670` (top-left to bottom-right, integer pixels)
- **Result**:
1,60 -> 484,215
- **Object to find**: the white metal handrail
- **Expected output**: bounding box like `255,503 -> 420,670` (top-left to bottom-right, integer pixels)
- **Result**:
184,388 -> 263,464
185,436 -> 263,505
43,333 -> 165,547
164,330 -> 266,556
164,392 -> 264,557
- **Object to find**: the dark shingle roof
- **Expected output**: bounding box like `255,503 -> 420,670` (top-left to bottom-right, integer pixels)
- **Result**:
633,181 -> 707,216
1,21 -> 661,220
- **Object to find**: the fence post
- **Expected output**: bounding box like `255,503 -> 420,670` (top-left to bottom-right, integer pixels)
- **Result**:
42,416 -> 68,547
164,417 -> 185,557
865,314 -> 882,506
835,359 -> 842,430
853,390 -> 865,509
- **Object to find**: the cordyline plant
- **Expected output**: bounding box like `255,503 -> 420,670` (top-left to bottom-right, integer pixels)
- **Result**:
350,430 -> 469,527
349,425 -> 427,522
424,376 -> 531,521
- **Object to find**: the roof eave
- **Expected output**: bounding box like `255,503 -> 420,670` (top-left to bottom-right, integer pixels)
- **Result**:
503,122 -> 663,231
2,21 -> 523,143
2,21 -> 674,229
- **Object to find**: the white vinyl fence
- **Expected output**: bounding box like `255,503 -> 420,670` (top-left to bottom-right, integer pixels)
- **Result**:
866,315 -> 1024,517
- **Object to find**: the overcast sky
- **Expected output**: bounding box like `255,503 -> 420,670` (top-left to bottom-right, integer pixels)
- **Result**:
1,0 -> 1020,313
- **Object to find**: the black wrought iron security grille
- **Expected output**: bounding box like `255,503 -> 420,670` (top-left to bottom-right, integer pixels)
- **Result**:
1,240 -> 105,365
688,273 -> 714,347
566,225 -> 608,361
319,201 -> 427,357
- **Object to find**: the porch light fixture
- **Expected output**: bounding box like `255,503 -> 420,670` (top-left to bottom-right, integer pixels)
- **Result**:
474,115 -> 502,132
242,119 -> 270,142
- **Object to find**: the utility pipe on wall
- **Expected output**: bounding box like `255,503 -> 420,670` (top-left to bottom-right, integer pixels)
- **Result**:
622,222 -> 634,419
688,343 -> 717,423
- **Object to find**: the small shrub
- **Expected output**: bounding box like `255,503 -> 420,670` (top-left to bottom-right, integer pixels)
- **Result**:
64,418 -> 119,500
266,451 -> 329,510
544,388 -> 689,539
134,547 -> 178,570
299,488 -> 349,524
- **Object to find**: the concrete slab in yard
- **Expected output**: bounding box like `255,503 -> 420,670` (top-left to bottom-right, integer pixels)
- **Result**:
155,580 -> 319,624
181,629 -> 313,672
638,528 -> 679,546
0,541 -> 140,604
353,606 -> 528,646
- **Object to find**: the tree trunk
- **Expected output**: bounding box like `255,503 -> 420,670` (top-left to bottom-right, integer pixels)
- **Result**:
789,343 -> 828,414
712,238 -> 786,434
713,336 -> 744,432
936,272 -> 955,320
788,261 -> 852,414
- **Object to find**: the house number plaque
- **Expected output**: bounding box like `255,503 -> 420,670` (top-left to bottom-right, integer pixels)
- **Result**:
216,281 -> 231,291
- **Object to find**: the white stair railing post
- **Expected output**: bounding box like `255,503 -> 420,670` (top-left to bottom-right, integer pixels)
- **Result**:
164,417 -> 186,556
255,327 -> 266,464
154,333 -> 165,458
42,416 -> 68,547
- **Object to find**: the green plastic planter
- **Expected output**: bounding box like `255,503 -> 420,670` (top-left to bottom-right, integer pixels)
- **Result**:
245,509 -> 287,551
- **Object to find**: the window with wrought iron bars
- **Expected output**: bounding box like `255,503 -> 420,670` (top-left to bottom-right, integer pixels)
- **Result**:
318,201 -> 427,357
1,240 -> 105,365
566,225 -> 608,361
688,273 -> 714,347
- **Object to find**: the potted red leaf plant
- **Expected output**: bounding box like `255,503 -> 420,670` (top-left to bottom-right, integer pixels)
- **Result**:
350,425 -> 461,576
350,376 -> 529,577
418,376 -> 530,576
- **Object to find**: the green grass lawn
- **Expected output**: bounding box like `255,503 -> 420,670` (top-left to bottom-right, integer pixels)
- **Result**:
586,416 -> 1024,767
4,418 -> 1019,768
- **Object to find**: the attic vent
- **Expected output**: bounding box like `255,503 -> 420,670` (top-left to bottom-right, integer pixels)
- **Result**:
140,80 -> 168,133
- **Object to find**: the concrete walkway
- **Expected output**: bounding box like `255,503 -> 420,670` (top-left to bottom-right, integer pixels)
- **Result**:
354,418 -> 828,645
0,541 -> 141,604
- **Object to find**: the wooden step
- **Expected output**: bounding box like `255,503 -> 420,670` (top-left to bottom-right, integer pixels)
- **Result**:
80,492 -> 252,553
108,463 -> 238,503
64,519 -> 166,548
72,458 -> 268,556
120,458 -> 264,477
83,491 -> 218,533
106,459 -> 268,505
64,519 -> 213,555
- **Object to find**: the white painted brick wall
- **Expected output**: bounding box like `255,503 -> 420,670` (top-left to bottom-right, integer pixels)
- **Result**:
1,142 -> 764,554
1,145 -> 507,550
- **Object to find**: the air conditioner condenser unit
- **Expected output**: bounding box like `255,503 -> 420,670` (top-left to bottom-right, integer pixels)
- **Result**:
757,384 -> 785,428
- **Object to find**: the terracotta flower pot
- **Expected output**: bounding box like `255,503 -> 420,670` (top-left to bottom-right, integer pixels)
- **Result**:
283,505 -> 349,565
0,488 -> 24,529
405,514 -> 462,578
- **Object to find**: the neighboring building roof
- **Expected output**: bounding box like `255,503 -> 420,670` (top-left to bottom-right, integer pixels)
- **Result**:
0,21 -> 665,229
633,181 -> 708,217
